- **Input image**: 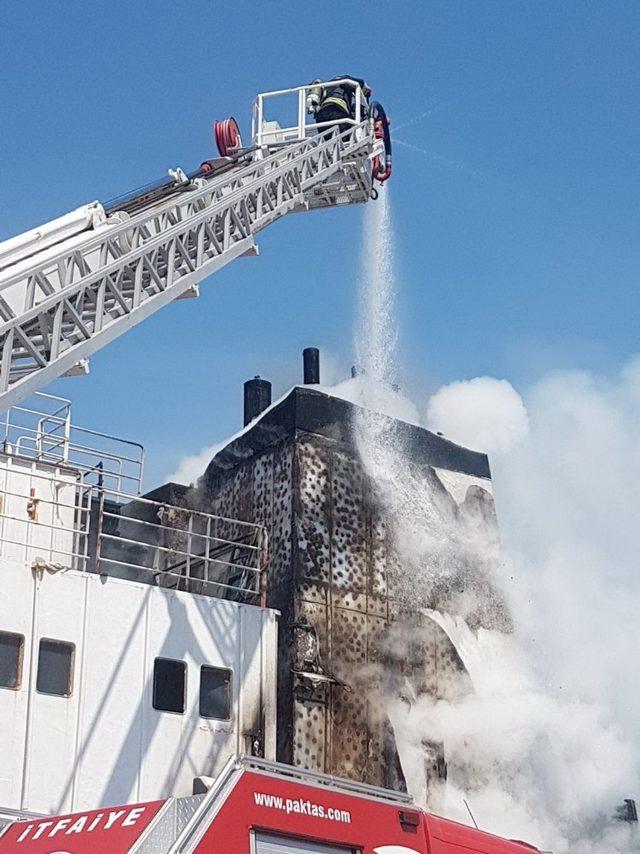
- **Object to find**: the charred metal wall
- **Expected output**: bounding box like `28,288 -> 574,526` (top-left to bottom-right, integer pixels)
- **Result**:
190,388 -> 495,789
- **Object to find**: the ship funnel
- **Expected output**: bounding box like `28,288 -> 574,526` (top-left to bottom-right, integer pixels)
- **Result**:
244,376 -> 272,426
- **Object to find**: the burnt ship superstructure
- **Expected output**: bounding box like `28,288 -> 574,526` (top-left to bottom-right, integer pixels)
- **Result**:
134,356 -> 504,795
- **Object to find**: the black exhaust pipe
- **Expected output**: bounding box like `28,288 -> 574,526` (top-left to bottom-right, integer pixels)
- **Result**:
244,376 -> 272,426
303,348 -> 320,385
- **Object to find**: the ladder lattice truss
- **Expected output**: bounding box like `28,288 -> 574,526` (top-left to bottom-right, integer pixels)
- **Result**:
0,124 -> 375,410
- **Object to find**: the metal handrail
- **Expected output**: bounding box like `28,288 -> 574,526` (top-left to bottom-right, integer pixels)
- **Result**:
252,79 -> 368,149
0,458 -> 267,601
2,393 -> 144,493
101,508 -> 262,550
98,532 -> 261,575
7,420 -> 144,466
101,487 -> 262,531
13,429 -> 143,468
97,556 -> 257,598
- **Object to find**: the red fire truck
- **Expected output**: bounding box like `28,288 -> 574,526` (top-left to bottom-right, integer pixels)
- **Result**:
0,757 -> 539,854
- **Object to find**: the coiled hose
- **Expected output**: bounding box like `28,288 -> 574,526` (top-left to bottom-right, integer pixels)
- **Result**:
214,117 -> 242,157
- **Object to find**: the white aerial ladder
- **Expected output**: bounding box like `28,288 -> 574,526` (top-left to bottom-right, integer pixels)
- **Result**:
0,80 -> 391,411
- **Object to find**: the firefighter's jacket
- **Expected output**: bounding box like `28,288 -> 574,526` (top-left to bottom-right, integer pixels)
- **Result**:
309,76 -> 371,118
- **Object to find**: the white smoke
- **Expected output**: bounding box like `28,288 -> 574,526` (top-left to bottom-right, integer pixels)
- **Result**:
388,614 -> 638,852
418,364 -> 640,851
165,440 -> 225,486
429,363 -> 640,727
426,376 -> 529,454
350,186 -> 639,851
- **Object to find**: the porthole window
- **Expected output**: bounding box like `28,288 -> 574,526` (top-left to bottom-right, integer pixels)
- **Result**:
36,639 -> 75,697
153,657 -> 186,713
0,631 -> 24,690
199,666 -> 232,720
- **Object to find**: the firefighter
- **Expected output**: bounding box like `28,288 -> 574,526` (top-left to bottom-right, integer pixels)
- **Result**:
307,75 -> 372,136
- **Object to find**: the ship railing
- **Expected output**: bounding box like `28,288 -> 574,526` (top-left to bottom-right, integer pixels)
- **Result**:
1,391 -> 144,494
0,460 -> 268,605
94,486 -> 267,603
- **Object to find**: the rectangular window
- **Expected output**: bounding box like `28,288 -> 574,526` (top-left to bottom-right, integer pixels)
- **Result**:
0,631 -> 24,690
254,833 -> 356,853
153,657 -> 186,713
36,639 -> 75,697
199,665 -> 232,719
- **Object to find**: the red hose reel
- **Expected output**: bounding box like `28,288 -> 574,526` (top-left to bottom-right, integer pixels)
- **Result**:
372,116 -> 392,183
214,117 -> 242,157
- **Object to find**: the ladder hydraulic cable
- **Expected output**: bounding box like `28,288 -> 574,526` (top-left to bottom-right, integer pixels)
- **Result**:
0,80 -> 391,411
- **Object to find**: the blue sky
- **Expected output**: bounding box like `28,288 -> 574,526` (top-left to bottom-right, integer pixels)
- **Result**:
1,0 -> 639,487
